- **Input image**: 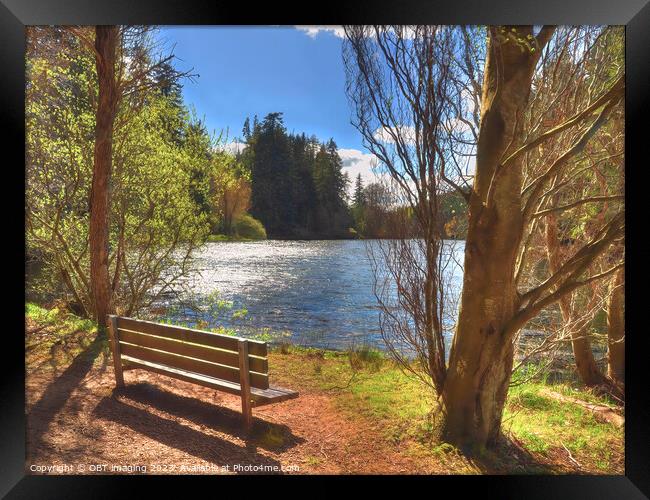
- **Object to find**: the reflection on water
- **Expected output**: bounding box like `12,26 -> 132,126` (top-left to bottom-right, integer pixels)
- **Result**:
167,239 -> 465,351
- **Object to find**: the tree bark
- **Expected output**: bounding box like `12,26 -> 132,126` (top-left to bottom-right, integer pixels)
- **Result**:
90,26 -> 118,329
606,265 -> 625,386
441,27 -> 543,449
545,213 -> 606,387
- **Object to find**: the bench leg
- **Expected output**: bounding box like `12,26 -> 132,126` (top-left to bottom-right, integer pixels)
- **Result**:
108,315 -> 125,389
238,339 -> 253,431
242,396 -> 252,431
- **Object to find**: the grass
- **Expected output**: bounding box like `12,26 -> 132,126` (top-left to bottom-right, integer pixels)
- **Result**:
25,302 -> 108,372
503,381 -> 623,471
256,426 -> 287,449
206,234 -> 257,242
270,345 -> 430,427
25,302 -> 624,474
26,302 -> 97,339
268,344 -> 623,473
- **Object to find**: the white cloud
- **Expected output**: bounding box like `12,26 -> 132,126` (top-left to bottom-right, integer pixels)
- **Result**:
338,148 -> 385,196
295,25 -> 422,41
446,117 -> 473,135
373,125 -> 417,145
376,119 -> 475,142
219,140 -> 247,155
295,26 -> 346,39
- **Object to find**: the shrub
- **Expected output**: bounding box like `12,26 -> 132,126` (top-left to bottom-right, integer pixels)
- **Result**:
26,53 -> 210,318
348,345 -> 385,372
235,214 -> 267,240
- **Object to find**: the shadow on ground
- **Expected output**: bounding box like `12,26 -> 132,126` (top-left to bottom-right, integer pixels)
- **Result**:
462,436 -> 560,474
92,388 -> 293,473
114,382 -> 305,452
27,332 -> 107,451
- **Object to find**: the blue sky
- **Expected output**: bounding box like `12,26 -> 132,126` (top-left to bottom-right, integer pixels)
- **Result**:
156,26 -> 379,187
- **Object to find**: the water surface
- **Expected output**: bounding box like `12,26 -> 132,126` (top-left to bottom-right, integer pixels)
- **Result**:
168,239 -> 465,351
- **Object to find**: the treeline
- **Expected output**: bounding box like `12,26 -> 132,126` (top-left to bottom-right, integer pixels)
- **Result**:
236,113 -> 352,239
234,112 -> 469,240
25,25 -> 470,319
350,175 -> 469,239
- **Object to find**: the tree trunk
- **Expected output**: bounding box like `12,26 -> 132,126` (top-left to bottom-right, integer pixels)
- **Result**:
441,27 -> 542,450
606,265 -> 624,385
545,213 -> 606,386
90,26 -> 118,330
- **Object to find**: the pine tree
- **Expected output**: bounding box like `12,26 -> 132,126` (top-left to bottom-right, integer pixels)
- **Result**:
242,116 -> 251,141
353,173 -> 365,208
248,112 -> 295,237
240,118 -> 353,238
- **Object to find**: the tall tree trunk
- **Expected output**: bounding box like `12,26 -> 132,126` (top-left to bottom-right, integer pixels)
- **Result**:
545,213 -> 606,386
90,26 -> 118,330
606,265 -> 625,386
441,27 -> 543,449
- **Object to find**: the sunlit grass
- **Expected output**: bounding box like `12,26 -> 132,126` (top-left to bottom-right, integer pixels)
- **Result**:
269,345 -> 623,473
503,381 -> 623,471
25,302 -> 105,371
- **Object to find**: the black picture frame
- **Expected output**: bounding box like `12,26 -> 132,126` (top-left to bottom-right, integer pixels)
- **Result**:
2,0 -> 648,497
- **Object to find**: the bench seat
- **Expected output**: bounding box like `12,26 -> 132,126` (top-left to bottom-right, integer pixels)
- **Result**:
108,315 -> 299,428
122,355 -> 299,407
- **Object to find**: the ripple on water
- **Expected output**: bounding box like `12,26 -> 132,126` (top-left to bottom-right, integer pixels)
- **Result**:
170,239 -> 466,351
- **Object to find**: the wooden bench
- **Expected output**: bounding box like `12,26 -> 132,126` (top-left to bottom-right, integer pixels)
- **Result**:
107,315 -> 298,429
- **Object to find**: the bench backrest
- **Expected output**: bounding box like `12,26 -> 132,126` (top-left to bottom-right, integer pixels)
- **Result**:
109,316 -> 269,390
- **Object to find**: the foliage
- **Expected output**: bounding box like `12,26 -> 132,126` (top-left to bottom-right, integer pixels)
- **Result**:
25,302 -> 103,372
347,345 -> 385,372
239,112 -> 352,239
438,189 -> 469,239
25,27 -> 211,317
26,302 -> 97,335
209,151 -> 252,235
234,213 -> 267,240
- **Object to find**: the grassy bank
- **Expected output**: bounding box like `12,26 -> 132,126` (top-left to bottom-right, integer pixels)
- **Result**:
206,234 -> 260,242
25,303 -> 624,474
267,344 -> 623,473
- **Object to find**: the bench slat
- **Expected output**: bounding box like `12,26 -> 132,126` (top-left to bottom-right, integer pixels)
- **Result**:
251,386 -> 300,407
119,342 -> 269,389
117,317 -> 268,357
118,328 -> 268,374
121,356 -> 299,405
121,356 -> 244,397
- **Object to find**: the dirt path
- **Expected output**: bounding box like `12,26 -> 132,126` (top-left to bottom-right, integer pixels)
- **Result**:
26,318 -> 622,475
25,335 -> 422,475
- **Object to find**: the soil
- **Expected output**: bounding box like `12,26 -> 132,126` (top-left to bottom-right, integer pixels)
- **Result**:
25,326 -> 427,475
